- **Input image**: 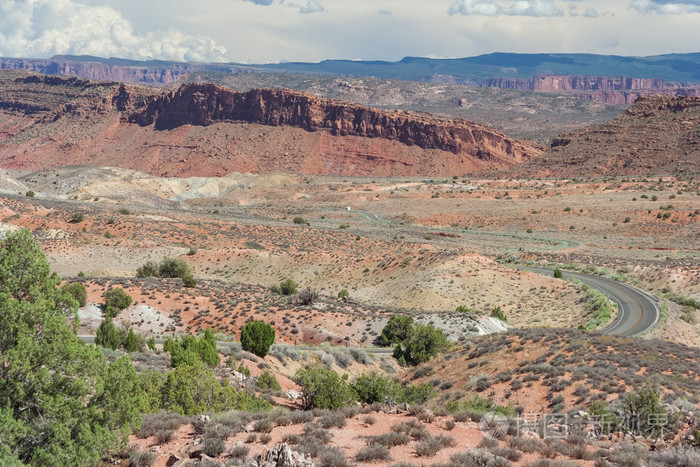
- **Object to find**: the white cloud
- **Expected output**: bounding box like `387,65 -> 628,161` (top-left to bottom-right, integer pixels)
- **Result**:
0,0 -> 229,61
299,0 -> 325,14
449,0 -> 564,17
631,0 -> 700,14
583,7 -> 599,16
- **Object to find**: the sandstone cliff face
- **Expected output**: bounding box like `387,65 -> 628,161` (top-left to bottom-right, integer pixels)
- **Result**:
0,58 -> 187,86
482,75 -> 700,105
128,83 -> 541,163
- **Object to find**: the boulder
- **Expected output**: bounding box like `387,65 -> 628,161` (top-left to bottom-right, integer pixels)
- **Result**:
252,443 -> 314,467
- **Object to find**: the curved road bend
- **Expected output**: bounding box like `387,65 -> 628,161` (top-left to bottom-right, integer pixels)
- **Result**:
522,267 -> 660,337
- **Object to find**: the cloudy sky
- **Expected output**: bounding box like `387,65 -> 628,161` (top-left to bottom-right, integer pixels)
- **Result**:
0,0 -> 698,63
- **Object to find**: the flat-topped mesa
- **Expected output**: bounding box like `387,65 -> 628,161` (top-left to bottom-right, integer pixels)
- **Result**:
128,83 -> 541,161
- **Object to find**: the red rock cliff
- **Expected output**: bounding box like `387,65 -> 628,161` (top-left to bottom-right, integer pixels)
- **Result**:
482,75 -> 700,105
128,83 -> 541,161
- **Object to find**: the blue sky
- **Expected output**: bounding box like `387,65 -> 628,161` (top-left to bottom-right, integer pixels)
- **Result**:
0,0 -> 698,63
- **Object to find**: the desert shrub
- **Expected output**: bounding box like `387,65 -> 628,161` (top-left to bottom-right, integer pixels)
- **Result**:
288,411 -> 314,425
415,434 -> 456,457
136,261 -> 159,278
449,449 -> 512,466
71,212 -> 84,222
648,445 -> 700,467
317,446 -> 349,467
508,436 -> 544,454
136,413 -> 188,438
607,442 -> 647,467
293,365 -> 356,410
319,412 -> 346,429
62,282 -> 87,307
391,420 -> 429,441
490,447 -> 522,462
293,216 -> 307,225
356,445 -> 392,462
253,418 -> 274,433
278,278 -> 298,296
259,433 -> 272,444
337,289 -> 349,298
253,371 -> 280,391
129,449 -> 157,467
297,288 -> 319,305
203,423 -> 230,457
103,287 -> 132,312
25,190 -> 34,198
241,320 -> 275,357
553,267 -> 563,279
491,306 -> 507,322
230,444 -> 249,461
366,432 -> 410,447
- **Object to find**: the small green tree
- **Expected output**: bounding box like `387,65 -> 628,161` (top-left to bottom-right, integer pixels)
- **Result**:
241,320 -> 275,357
553,267 -> 563,279
96,317 -> 121,350
71,212 -> 84,222
62,282 -> 87,307
293,365 -> 356,410
257,371 -> 282,390
399,324 -> 449,365
25,190 -> 34,198
123,328 -> 140,352
103,288 -> 132,311
379,314 -> 414,347
337,289 -> 350,299
147,337 -> 156,351
158,258 -> 191,279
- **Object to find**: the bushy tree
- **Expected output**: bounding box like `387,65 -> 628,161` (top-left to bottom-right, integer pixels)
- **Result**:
379,314 -> 414,347
62,282 -> 87,307
163,330 -> 218,367
103,288 -> 132,312
240,320 -> 275,357
399,324 -> 449,365
293,365 -> 356,410
138,370 -> 166,413
123,328 -> 140,352
162,362 -> 270,415
0,229 -> 143,465
158,258 -> 191,279
553,267 -> 563,279
351,371 -> 436,405
96,316 -> 121,350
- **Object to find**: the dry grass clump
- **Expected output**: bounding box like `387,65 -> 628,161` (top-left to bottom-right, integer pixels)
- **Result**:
365,432 -> 411,447
136,413 -> 189,439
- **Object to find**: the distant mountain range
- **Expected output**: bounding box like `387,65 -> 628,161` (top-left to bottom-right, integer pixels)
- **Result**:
2,52 -> 700,84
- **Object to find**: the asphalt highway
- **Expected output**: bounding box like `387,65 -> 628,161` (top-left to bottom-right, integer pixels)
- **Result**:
522,267 -> 660,336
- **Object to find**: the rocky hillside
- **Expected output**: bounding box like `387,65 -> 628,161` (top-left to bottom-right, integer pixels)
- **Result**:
0,72 -> 540,177
503,95 -> 700,177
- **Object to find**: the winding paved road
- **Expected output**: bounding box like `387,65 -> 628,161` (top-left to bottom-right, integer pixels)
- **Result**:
522,267 -> 660,337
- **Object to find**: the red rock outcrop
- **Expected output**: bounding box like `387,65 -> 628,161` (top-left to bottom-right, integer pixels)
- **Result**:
128,83 -> 540,163
482,75 -> 700,105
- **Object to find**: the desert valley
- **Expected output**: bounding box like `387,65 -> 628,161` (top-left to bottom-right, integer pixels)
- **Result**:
1,17 -> 699,467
